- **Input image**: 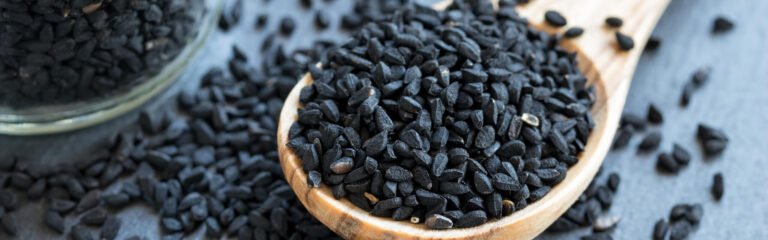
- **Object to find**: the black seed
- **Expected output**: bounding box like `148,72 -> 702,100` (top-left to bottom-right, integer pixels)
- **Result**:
564,27 -> 584,38
712,16 -> 734,33
308,170 -> 322,187
607,173 -> 620,192
49,198 -> 76,213
686,203 -> 704,224
81,207 -> 108,226
255,14 -> 268,28
672,144 -> 691,165
45,211 -> 65,233
280,17 -> 296,35
315,10 -> 330,29
385,166 -> 413,182
669,220 -> 692,240
205,217 -> 221,237
646,37 -> 662,51
647,104 -> 663,124
71,225 -> 94,240
656,153 -> 680,173
612,128 -> 632,150
425,214 -> 453,229
669,204 -> 690,221
544,10 -> 567,27
638,132 -> 662,151
605,17 -> 623,27
691,67 -> 711,86
653,219 -> 669,240
712,172 -> 724,200
615,32 -> 635,51
455,210 -> 487,228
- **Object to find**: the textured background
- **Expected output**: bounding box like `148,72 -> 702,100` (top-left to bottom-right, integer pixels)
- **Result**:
0,0 -> 766,239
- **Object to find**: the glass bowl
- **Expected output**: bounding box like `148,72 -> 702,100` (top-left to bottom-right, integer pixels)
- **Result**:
0,0 -> 222,135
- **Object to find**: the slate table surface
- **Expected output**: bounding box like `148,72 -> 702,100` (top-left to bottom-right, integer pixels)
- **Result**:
1,0 -> 766,239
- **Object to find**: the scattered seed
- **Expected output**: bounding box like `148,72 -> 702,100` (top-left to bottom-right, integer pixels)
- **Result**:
647,104 -> 663,124
605,17 -> 623,27
712,16 -> 734,33
564,27 -> 584,38
653,219 -> 669,240
544,10 -> 567,27
615,32 -> 635,51
712,172 -> 724,200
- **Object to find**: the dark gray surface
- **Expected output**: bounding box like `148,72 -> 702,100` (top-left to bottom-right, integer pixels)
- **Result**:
1,0 -> 767,239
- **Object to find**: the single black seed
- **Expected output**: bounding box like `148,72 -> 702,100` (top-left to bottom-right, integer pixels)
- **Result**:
686,204 -> 704,224
605,17 -> 623,27
647,104 -> 663,124
45,211 -> 65,233
612,128 -> 632,150
653,219 -> 669,240
102,217 -> 121,240
615,32 -> 635,51
712,16 -> 734,33
669,221 -> 692,240
544,10 -> 567,27
71,225 -> 94,240
712,172 -> 724,200
280,17 -> 296,35
564,27 -> 584,38
657,153 -> 680,173
255,14 -> 268,28
670,204 -> 690,221
81,207 -> 109,226
638,132 -> 662,151
455,210 -> 487,228
315,10 -> 330,29
425,214 -> 453,229
645,37 -> 662,51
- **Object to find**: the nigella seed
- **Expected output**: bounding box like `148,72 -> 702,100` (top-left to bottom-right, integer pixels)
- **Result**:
672,144 -> 691,165
70,225 -> 93,240
315,10 -> 330,29
638,132 -> 662,151
425,214 -> 453,229
612,128 -> 632,150
647,104 -> 663,124
712,172 -> 724,200
669,221 -> 692,240
653,219 -> 669,240
669,204 -> 690,221
646,37 -> 662,51
544,10 -> 567,27
656,153 -> 680,173
455,210 -> 487,228
615,32 -> 635,51
307,170 -> 322,187
255,14 -> 268,28
45,211 -> 65,233
81,207 -> 108,226
564,27 -> 584,38
686,204 -> 704,224
712,16 -> 734,33
280,17 -> 296,35
605,17 -> 623,27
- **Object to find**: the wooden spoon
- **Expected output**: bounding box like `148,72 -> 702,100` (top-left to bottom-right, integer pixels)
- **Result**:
277,0 -> 670,239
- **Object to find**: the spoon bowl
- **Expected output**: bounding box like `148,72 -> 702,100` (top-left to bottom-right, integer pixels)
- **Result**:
278,0 -> 670,239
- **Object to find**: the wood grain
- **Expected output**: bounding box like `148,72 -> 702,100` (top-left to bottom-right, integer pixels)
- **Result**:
277,0 -> 670,239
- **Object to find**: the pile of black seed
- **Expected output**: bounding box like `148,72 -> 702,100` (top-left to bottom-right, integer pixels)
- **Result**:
0,0 -> 202,108
0,47 -> 342,240
288,1 -> 596,229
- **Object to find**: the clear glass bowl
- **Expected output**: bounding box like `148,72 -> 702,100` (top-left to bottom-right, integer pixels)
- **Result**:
0,0 -> 222,135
